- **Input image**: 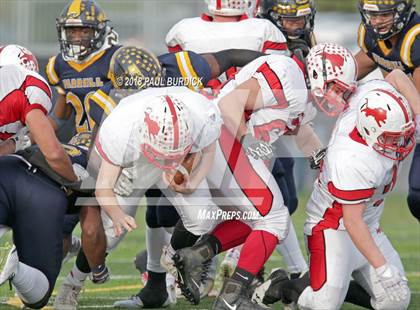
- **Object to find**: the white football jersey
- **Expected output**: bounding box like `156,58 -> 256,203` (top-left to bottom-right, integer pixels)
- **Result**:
216,55 -> 308,144
96,86 -> 222,167
304,80 -> 402,235
166,15 -> 288,55
0,65 -> 52,141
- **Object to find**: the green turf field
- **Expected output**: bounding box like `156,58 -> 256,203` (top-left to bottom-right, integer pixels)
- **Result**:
0,193 -> 419,309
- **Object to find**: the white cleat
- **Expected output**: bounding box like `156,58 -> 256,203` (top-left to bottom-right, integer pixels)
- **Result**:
219,247 -> 240,279
160,246 -> 177,278
0,244 -> 18,286
63,236 -> 81,263
53,277 -> 83,310
166,272 -> 177,305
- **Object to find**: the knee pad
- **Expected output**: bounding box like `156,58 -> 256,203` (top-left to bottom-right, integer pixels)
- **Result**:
407,189 -> 420,221
146,205 -> 159,228
298,285 -> 345,310
21,290 -> 51,309
156,204 -> 179,227
288,197 -> 298,215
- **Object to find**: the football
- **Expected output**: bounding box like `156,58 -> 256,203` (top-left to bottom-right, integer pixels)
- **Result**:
173,152 -> 200,185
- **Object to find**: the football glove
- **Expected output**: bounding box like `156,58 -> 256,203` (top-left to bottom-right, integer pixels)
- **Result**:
289,39 -> 310,61
241,133 -> 274,160
73,163 -> 90,182
309,147 -> 327,170
10,127 -> 31,152
114,167 -> 136,197
375,263 -> 409,302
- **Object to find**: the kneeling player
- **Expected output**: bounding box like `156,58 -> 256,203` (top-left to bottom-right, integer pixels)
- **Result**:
298,87 -> 413,310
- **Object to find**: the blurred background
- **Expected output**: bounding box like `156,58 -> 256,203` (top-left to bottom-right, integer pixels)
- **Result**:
0,0 -> 418,192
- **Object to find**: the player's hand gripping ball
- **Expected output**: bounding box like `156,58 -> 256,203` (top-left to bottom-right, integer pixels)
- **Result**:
173,152 -> 199,185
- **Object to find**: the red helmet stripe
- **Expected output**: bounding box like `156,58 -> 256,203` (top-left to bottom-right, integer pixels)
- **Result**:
165,95 -> 179,149
375,89 -> 409,122
216,0 -> 222,10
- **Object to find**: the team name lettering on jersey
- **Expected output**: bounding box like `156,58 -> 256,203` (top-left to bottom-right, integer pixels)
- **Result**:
62,77 -> 104,89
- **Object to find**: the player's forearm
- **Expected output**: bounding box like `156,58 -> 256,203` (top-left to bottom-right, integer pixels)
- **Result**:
209,49 -> 265,76
385,69 -> 420,114
344,211 -> 386,268
355,50 -> 377,80
218,93 -> 248,140
0,139 -> 15,155
95,188 -> 124,219
190,143 -> 216,187
295,124 -> 323,157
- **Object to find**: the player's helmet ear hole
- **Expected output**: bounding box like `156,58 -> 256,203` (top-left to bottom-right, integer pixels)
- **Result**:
387,104 -> 391,111
312,70 -> 318,79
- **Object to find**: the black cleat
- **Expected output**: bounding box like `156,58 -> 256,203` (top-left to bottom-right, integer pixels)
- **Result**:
172,248 -> 205,305
214,278 -> 270,310
252,268 -> 289,305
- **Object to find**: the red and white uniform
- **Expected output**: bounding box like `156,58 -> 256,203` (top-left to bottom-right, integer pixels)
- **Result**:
166,14 -> 288,88
218,55 -> 308,143
166,14 -> 288,55
0,65 -> 52,141
176,55 -> 308,240
299,81 -> 409,310
95,87 -> 222,241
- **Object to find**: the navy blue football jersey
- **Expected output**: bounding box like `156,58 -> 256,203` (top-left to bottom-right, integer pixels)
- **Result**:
358,13 -> 420,76
45,45 -> 121,133
88,50 -> 212,125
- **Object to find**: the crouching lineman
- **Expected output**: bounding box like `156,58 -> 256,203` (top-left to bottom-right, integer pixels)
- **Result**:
300,88 -> 413,310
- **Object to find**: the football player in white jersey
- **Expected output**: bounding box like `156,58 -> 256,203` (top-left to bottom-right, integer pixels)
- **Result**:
165,0 -> 311,287
169,54 -> 324,310
166,0 -> 289,90
0,44 -> 80,182
298,88 -> 414,310
254,43 -> 420,309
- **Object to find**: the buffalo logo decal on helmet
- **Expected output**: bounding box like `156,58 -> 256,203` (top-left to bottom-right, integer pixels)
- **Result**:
315,50 -> 345,74
361,98 -> 388,127
144,109 -> 161,139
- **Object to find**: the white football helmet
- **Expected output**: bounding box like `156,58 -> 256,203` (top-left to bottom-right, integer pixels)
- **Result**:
206,0 -> 251,16
306,43 -> 357,116
140,95 -> 193,170
357,88 -> 415,161
0,44 -> 39,72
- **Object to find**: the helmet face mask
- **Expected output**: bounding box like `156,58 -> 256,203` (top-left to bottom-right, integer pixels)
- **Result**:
307,43 -> 357,117
356,89 -> 415,161
358,0 -> 415,40
141,143 -> 192,171
312,81 -> 355,117
261,0 -> 316,40
373,129 -> 415,160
